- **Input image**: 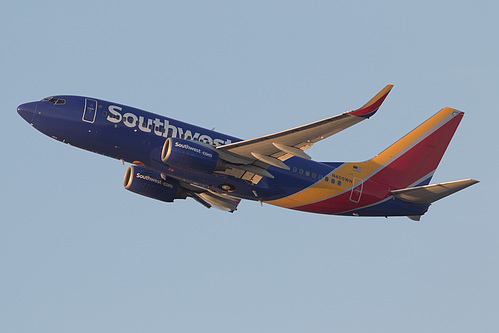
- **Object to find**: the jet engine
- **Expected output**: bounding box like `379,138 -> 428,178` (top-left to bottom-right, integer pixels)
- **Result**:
161,137 -> 226,173
123,165 -> 186,202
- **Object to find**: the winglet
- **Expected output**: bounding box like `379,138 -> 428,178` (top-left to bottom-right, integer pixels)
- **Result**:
348,84 -> 394,118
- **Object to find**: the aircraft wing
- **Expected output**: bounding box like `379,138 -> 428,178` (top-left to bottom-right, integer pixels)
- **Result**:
216,85 -> 393,173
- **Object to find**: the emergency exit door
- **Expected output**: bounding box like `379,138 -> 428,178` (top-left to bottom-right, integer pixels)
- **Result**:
82,98 -> 97,123
349,177 -> 363,203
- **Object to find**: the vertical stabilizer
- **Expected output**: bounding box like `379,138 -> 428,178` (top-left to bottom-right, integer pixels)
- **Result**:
367,108 -> 464,190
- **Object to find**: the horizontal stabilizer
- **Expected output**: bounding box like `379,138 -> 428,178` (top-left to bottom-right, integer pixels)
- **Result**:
391,179 -> 479,205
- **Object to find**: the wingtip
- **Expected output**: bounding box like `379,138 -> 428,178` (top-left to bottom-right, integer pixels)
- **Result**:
348,84 -> 394,118
467,179 -> 480,186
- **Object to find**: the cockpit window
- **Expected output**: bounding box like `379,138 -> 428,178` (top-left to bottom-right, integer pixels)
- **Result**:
42,97 -> 66,105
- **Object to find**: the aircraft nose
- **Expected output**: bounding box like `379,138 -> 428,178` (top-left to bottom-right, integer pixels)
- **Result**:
17,102 -> 37,124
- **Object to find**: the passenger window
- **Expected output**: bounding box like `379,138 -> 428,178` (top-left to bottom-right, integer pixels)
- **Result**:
299,169 -> 304,175
305,171 -> 310,177
312,172 -> 317,178
325,177 -> 329,182
292,167 -> 297,172
338,181 -> 342,186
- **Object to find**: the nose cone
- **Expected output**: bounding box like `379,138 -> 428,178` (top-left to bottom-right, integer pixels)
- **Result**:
17,102 -> 37,124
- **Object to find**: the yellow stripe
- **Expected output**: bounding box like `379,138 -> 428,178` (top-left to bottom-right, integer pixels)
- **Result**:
267,162 -> 372,208
267,107 -> 456,209
357,84 -> 394,109
370,107 -> 456,166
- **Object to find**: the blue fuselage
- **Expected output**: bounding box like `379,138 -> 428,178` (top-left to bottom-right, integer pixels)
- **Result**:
18,96 -> 338,202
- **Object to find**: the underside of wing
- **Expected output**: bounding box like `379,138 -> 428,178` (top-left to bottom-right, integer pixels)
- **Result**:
215,85 -> 393,181
190,191 -> 241,212
179,182 -> 241,212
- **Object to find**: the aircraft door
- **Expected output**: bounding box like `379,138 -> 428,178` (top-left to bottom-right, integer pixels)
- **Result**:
349,177 -> 363,203
82,99 -> 97,123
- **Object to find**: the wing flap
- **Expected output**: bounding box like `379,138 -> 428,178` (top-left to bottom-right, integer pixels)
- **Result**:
192,191 -> 241,212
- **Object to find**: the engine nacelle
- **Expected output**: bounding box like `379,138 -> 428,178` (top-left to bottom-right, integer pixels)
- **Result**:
161,137 -> 226,173
123,165 -> 186,202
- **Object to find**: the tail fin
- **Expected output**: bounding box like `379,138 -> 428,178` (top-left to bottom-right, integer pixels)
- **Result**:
367,107 -> 464,189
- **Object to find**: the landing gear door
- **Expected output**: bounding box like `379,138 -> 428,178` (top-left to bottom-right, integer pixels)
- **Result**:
82,99 -> 98,123
349,177 -> 363,203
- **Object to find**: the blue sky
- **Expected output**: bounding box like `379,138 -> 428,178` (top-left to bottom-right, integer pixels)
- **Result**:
1,1 -> 497,332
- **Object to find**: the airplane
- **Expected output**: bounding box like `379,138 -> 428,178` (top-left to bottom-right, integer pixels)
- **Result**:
17,85 -> 478,221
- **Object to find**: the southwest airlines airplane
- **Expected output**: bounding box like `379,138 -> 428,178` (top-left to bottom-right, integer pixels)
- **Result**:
18,85 -> 478,221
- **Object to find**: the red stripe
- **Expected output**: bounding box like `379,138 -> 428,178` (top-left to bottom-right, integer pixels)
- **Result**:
349,91 -> 390,117
370,113 -> 462,189
293,113 -> 463,214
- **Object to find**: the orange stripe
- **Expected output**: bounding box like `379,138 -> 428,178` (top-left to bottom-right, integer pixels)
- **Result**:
370,107 -> 458,166
266,107 -> 459,209
348,85 -> 393,116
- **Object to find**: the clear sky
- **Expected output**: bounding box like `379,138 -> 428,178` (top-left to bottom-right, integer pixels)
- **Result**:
1,1 -> 497,332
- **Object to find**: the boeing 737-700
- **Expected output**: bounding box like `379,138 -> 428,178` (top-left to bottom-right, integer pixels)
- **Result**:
17,85 -> 478,220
